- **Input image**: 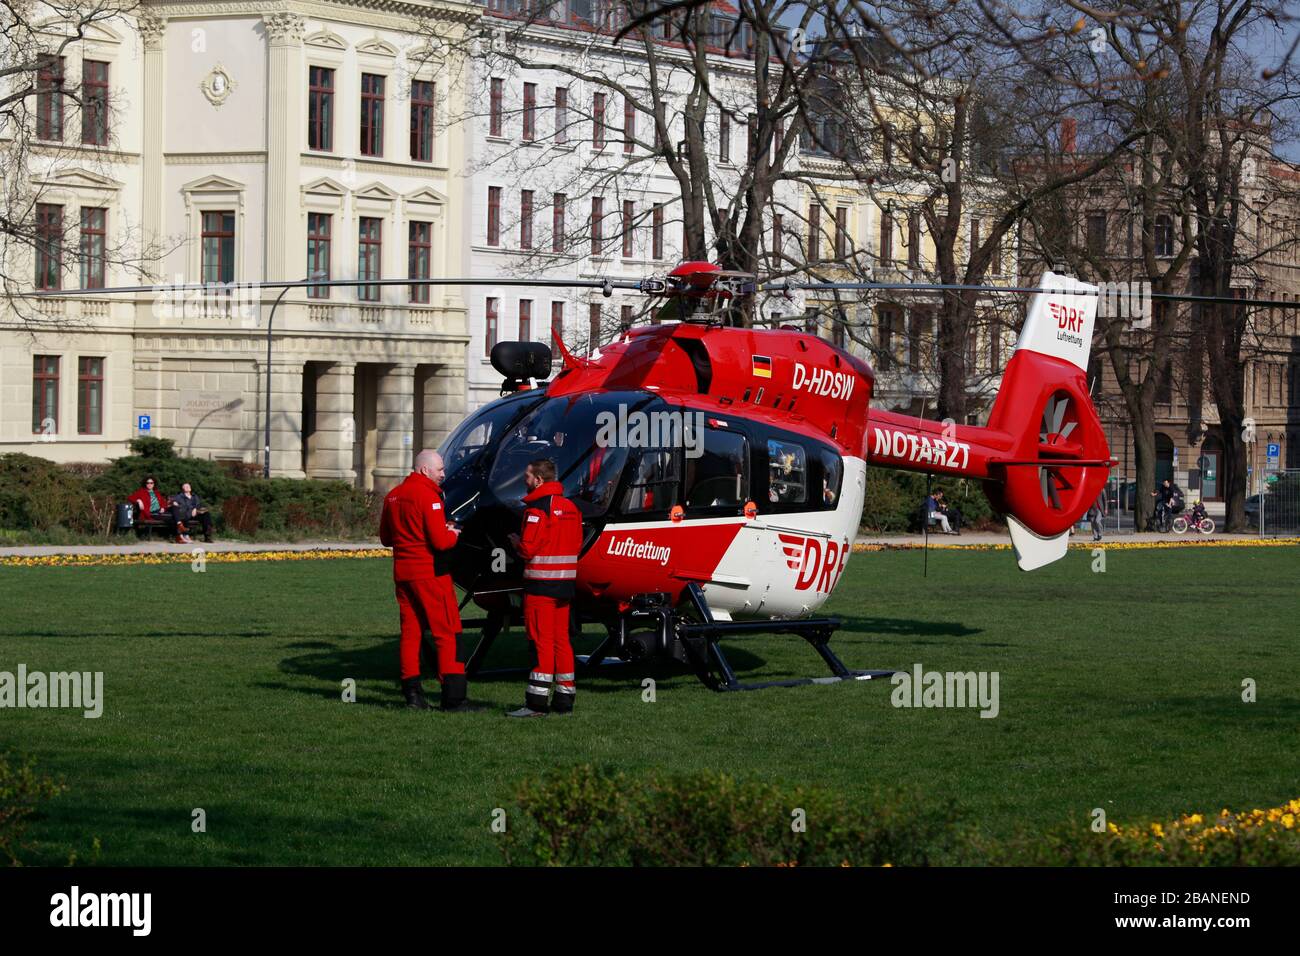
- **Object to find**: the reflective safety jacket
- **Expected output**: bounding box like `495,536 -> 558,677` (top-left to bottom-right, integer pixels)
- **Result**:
517,481 -> 583,599
380,471 -> 459,582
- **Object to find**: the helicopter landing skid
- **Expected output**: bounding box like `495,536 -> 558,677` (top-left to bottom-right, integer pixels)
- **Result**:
671,584 -> 894,692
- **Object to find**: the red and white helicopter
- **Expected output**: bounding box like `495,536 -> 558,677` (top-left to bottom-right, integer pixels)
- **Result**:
441,262 -> 1114,690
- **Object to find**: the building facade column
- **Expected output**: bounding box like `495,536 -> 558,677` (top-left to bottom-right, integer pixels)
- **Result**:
263,12 -> 306,283
259,359 -> 306,479
138,15 -> 167,282
307,362 -> 357,481
373,363 -> 415,494
420,363 -> 466,451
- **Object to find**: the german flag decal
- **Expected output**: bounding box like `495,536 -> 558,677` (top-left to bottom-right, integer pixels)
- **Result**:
752,355 -> 773,378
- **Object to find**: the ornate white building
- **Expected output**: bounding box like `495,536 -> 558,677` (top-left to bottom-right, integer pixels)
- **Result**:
2,0 -> 476,493
463,3 -> 801,410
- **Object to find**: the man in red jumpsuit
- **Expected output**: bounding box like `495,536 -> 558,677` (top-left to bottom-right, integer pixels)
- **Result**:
379,449 -> 468,711
507,458 -> 583,717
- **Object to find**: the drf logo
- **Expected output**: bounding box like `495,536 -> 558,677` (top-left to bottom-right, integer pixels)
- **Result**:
1049,302 -> 1085,332
778,534 -> 850,594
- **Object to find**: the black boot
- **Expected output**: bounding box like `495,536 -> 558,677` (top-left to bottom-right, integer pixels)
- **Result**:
551,690 -> 575,716
439,673 -> 470,712
401,676 -> 431,710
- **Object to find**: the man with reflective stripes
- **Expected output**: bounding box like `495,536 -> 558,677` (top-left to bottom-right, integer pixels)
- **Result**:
506,458 -> 583,718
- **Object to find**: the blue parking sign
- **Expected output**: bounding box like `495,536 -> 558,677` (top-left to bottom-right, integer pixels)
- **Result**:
138,415 -> 151,432
1266,442 -> 1280,457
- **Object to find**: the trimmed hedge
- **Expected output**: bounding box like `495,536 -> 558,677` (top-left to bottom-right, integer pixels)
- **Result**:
862,468 -> 1002,533
0,438 -> 379,538
500,765 -> 1300,867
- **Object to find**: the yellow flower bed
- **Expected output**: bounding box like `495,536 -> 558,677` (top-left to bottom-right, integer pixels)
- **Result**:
0,548 -> 388,568
1106,797 -> 1300,854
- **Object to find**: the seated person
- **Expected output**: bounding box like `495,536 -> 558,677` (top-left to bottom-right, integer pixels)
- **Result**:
128,476 -> 178,534
169,482 -> 214,544
935,490 -> 963,534
924,491 -> 954,534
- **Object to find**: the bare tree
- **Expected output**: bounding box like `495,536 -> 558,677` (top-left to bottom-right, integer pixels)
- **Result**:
0,1 -> 167,326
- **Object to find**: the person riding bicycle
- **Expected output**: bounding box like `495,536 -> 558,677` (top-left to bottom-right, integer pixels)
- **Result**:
1189,499 -> 1208,524
1151,479 -> 1183,530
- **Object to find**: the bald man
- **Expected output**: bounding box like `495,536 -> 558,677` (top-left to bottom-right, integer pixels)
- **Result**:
379,450 -> 469,710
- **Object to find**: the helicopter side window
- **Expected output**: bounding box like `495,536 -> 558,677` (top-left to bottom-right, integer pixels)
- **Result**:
767,439 -> 806,505
685,428 -> 748,512
817,447 -> 844,509
620,449 -> 681,514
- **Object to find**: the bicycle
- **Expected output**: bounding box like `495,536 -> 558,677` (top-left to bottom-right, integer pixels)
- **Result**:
1172,511 -> 1215,535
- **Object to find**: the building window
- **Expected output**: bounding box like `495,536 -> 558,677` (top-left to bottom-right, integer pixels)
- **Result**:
487,186 -> 501,246
550,301 -> 564,344
77,357 -> 103,435
808,203 -> 820,263
622,200 -> 635,258
623,95 -> 635,153
201,211 -> 235,284
589,302 -> 601,348
520,190 -> 534,250
906,210 -> 920,268
591,197 -> 603,255
1154,214 -> 1174,257
358,216 -> 382,301
81,60 -> 108,146
36,55 -> 63,141
410,80 -> 435,161
621,304 -> 633,328
35,203 -> 62,291
1086,212 -> 1107,255
523,82 -> 537,142
80,207 -> 106,289
486,297 -> 499,355
360,73 -> 385,157
409,220 -> 431,303
969,218 -> 981,267
719,109 -> 730,162
652,204 -> 664,260
308,66 -> 334,151
489,77 -> 504,137
593,92 -> 606,149
880,208 -> 894,265
552,193 -> 566,252
306,213 -> 331,298
555,86 -> 568,144
837,207 -> 850,260
33,355 -> 59,435
519,299 -> 532,340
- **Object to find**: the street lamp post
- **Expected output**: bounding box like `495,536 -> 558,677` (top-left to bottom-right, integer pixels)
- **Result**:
264,273 -> 326,479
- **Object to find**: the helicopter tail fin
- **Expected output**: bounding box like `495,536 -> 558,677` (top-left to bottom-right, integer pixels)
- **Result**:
981,272 -> 1111,567
865,272 -> 1113,570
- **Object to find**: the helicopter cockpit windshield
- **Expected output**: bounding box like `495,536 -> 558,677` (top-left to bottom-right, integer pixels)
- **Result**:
486,391 -> 655,518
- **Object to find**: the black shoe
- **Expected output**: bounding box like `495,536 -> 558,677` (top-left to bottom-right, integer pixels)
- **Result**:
439,673 -> 469,712
401,676 -> 431,710
551,691 -> 575,715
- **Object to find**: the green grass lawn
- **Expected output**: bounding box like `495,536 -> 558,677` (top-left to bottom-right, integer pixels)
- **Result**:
2,545 -> 1297,865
